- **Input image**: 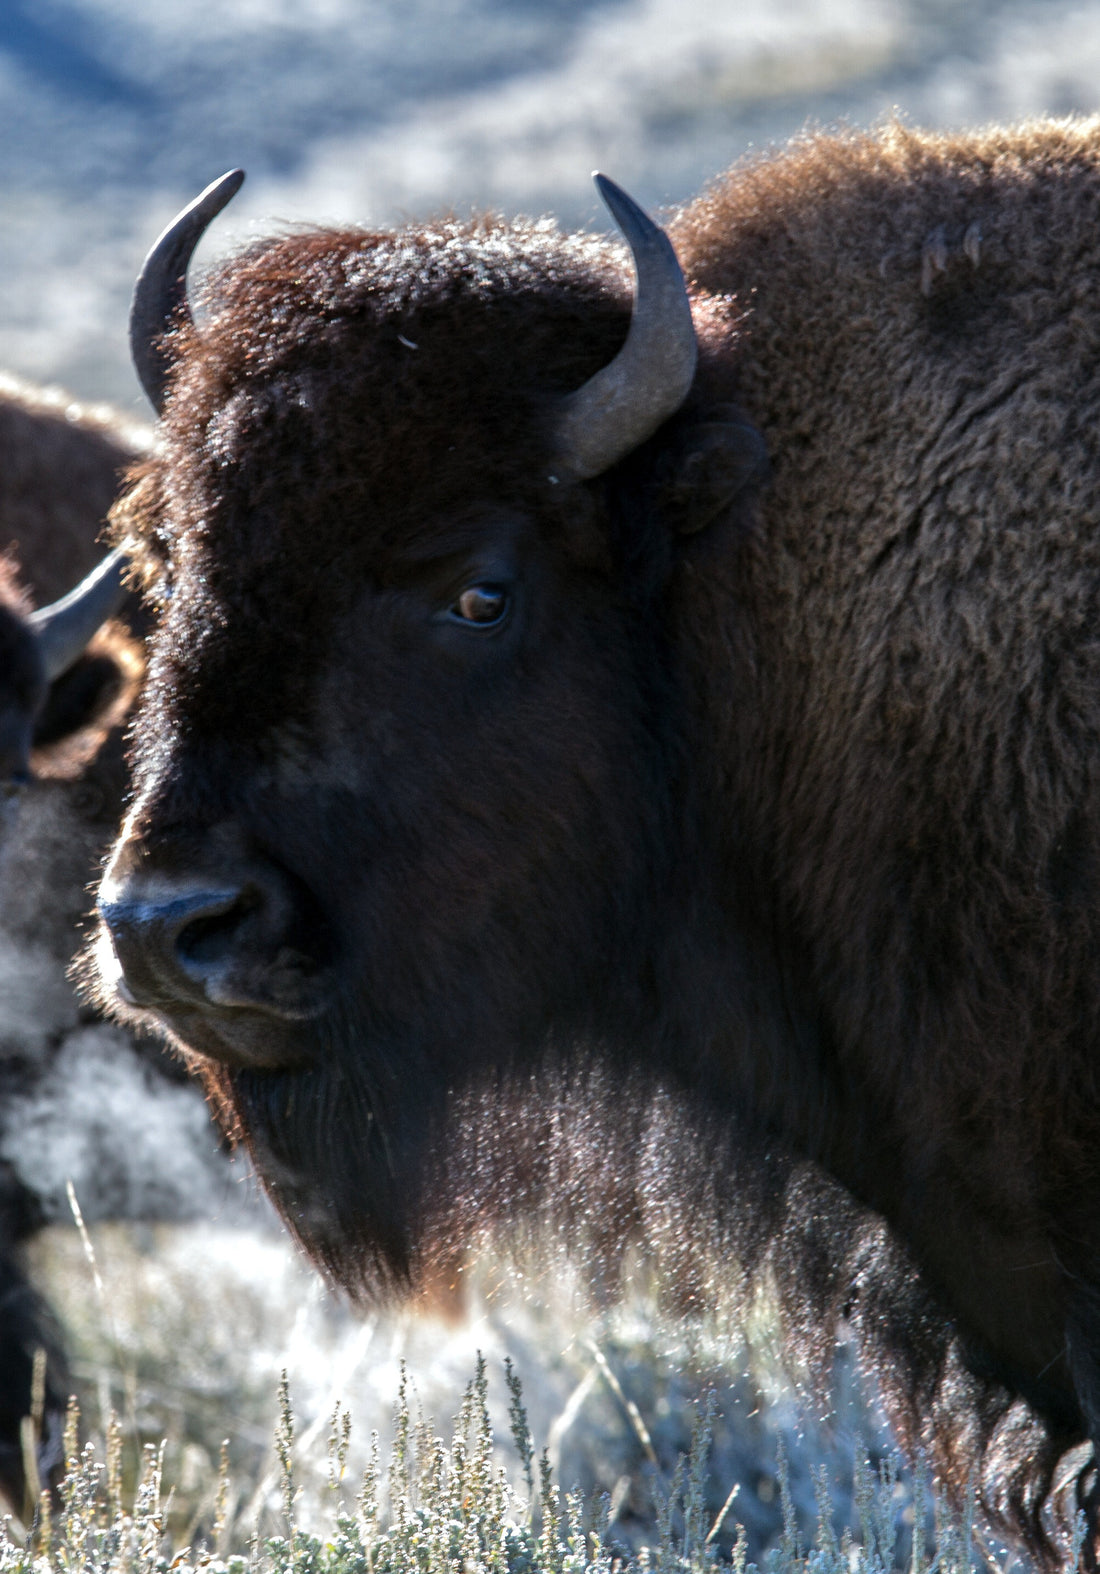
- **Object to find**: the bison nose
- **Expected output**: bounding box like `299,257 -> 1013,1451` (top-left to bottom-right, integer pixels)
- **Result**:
99,886 -> 247,1005
97,863 -> 327,1021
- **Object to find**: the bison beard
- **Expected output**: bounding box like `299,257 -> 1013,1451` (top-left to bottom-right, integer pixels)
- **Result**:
94,119 -> 1100,1570
220,1039 -> 443,1296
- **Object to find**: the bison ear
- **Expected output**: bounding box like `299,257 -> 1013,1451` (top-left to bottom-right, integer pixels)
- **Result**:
32,652 -> 126,748
659,407 -> 768,536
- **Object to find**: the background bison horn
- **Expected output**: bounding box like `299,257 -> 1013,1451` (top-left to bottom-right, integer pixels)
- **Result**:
28,548 -> 128,683
553,173 -> 698,482
130,169 -> 246,415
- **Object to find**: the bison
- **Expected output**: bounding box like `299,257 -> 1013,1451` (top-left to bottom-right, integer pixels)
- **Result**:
0,548 -> 133,1515
0,378 -> 252,1515
93,119 -> 1100,1566
0,375 -> 148,788
0,381 -> 142,1509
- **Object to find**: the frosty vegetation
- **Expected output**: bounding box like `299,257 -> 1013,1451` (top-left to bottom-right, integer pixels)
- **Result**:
0,1358 -> 1017,1574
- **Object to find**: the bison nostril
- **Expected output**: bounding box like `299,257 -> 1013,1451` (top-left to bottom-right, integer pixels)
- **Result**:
97,886 -> 250,1008
176,891 -> 259,968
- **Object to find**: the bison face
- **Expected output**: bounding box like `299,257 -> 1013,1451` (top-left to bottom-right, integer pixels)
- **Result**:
97,485 -> 686,1286
92,177 -> 763,1293
100,492 -> 676,1030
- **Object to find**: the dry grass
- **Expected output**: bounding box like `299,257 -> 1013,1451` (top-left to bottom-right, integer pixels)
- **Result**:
0,1348 -> 999,1574
7,1216 -> 1019,1572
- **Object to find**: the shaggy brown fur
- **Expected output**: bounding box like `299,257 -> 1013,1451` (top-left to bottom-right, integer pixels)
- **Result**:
97,119 -> 1100,1568
670,115 -> 1100,1487
0,373 -> 148,602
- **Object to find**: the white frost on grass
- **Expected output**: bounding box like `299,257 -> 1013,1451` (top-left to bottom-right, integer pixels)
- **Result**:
31,1219 -> 892,1558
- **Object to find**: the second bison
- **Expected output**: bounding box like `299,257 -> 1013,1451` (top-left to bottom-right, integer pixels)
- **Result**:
0,375 -> 250,1513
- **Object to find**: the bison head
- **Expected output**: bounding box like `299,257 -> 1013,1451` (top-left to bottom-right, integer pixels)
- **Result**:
92,172 -> 767,1295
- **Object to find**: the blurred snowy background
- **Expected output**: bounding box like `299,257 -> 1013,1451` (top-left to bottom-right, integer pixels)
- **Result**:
6,0 -> 1100,406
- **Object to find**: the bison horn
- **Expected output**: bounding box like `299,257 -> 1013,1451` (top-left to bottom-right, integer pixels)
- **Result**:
29,549 -> 128,683
130,169 -> 246,415
553,173 -> 697,482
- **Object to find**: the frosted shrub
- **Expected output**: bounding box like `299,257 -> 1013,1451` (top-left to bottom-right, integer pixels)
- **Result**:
0,1361 -> 978,1574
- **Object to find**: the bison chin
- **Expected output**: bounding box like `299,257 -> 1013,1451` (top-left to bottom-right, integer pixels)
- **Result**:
212,1041 -> 659,1306
215,1054 -> 446,1301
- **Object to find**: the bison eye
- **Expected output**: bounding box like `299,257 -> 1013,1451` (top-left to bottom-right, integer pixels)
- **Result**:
449,585 -> 509,627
